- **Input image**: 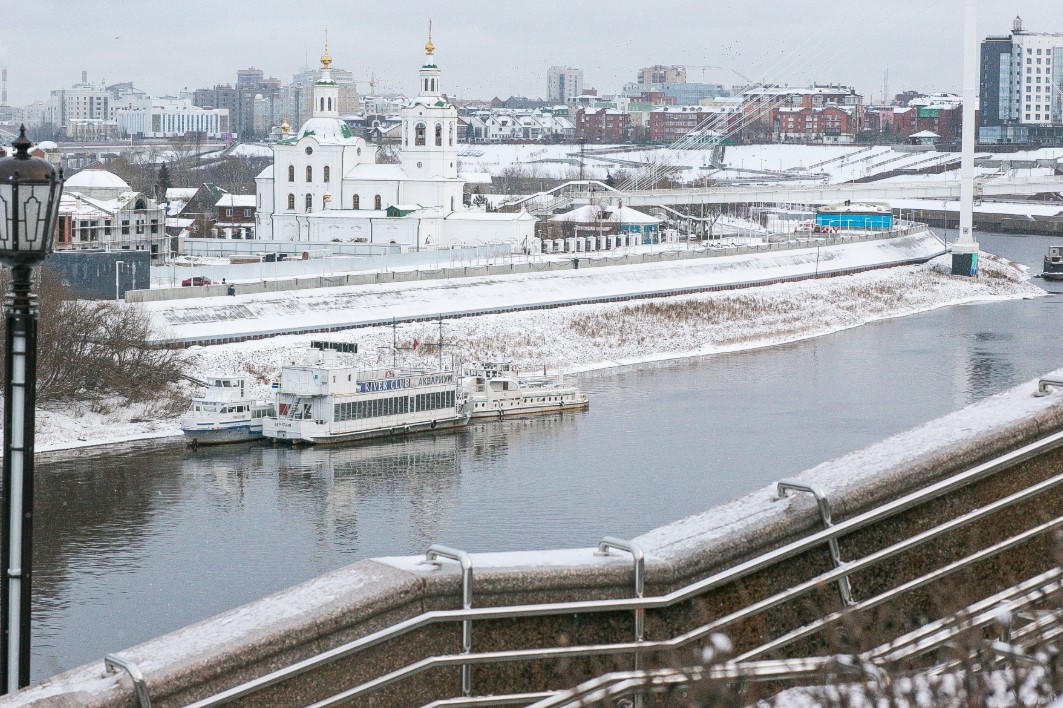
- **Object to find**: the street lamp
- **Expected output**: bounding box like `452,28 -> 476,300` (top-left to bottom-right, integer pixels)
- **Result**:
0,125 -> 63,692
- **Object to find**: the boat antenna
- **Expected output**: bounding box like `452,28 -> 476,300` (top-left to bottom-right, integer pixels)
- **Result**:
416,314 -> 449,369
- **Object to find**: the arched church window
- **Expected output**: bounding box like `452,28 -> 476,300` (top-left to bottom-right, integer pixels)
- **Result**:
306,165 -> 313,182
287,194 -> 295,210
327,97 -> 332,111
353,195 -> 360,209
323,166 -> 330,183
435,123 -> 443,146
450,196 -> 455,211
374,194 -> 382,210
424,79 -> 429,92
305,194 -> 313,212
415,123 -> 426,146
449,122 -> 454,146
320,98 -> 324,112
288,165 -> 294,182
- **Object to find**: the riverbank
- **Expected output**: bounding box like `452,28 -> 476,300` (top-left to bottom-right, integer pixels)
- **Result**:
30,251 -> 1041,455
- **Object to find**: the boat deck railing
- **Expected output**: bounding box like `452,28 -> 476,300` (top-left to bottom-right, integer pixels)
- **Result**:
137,384 -> 1063,708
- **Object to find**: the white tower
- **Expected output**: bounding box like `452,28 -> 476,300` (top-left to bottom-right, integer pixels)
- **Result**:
313,29 -> 340,119
401,22 -> 459,181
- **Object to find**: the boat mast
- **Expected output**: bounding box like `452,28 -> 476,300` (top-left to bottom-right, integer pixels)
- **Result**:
953,0 -> 979,276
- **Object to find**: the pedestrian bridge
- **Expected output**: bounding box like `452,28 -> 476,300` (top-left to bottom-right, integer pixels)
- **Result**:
509,175 -> 1063,214
9,372 -> 1063,706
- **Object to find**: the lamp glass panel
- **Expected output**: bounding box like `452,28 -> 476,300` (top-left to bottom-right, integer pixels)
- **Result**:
17,187 -> 46,251
0,184 -> 12,250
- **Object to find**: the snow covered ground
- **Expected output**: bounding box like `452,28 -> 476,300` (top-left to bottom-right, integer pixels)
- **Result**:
144,231 -> 946,342
32,252 -> 1040,454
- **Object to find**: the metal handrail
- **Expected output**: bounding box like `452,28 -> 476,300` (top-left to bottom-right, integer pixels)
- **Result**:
103,654 -> 151,708
300,470 -> 1063,705
425,545 -> 474,697
472,512 -> 1063,707
529,572 -> 1063,707
777,479 -> 854,605
186,429 -> 1063,708
596,537 -> 645,643
596,536 -> 646,708
734,511 -> 1063,661
1034,377 -> 1063,397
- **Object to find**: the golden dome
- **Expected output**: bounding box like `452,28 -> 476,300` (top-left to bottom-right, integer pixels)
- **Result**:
321,27 -> 333,68
281,118 -> 290,134
425,20 -> 434,55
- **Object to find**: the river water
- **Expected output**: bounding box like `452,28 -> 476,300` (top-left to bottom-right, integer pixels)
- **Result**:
29,230 -> 1063,681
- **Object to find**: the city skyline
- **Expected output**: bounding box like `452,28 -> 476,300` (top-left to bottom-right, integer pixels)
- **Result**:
4,1 -> 1062,106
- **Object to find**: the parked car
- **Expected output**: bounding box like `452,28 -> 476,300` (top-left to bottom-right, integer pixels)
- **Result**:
181,276 -> 215,287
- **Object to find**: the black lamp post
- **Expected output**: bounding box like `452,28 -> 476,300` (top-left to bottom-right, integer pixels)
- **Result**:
0,125 -> 63,693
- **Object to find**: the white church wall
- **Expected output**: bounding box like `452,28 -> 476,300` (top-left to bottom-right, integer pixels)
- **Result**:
440,217 -> 535,248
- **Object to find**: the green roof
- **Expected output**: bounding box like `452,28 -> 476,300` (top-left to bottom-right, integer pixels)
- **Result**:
341,123 -> 353,139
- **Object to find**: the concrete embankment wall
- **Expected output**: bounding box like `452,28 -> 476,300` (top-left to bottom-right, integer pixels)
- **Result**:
125,229 -> 915,305
9,373 -> 1063,707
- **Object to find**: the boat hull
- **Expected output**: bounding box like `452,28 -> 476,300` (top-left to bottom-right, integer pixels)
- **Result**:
470,399 -> 589,419
181,424 -> 264,446
265,412 -> 470,446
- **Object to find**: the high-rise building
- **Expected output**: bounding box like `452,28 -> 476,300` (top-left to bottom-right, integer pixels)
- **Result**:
237,67 -> 265,87
638,65 -> 687,84
547,66 -> 583,103
980,16 -> 1063,143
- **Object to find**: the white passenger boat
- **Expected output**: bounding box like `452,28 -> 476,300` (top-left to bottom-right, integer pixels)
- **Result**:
263,344 -> 472,445
463,362 -> 588,419
180,376 -> 275,445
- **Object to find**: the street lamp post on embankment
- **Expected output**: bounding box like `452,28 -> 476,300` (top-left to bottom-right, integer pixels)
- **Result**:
953,0 -> 980,276
0,125 -> 64,693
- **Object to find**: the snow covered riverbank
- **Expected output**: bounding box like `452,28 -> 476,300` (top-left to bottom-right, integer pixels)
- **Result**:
32,252 -> 1041,454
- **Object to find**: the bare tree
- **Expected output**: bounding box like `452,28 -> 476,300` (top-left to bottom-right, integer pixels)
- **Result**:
0,269 -> 190,413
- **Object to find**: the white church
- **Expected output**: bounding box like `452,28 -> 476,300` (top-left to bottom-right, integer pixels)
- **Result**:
255,32 -> 536,250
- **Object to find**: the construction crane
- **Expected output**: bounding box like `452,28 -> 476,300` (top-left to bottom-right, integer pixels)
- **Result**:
684,65 -> 754,86
352,72 -> 380,95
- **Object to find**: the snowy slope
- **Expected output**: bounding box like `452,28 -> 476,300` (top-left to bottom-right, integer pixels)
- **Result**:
145,231 -> 946,342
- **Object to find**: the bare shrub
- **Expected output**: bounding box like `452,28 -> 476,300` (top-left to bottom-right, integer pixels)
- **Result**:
0,268 -> 190,415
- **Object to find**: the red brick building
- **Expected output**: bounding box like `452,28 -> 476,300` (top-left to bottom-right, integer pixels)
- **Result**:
892,105 -> 962,142
214,194 -> 257,239
648,106 -> 740,144
576,108 -> 632,143
774,106 -> 858,143
741,85 -> 864,141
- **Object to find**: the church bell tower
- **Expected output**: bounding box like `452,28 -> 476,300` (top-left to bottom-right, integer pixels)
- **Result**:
401,22 -> 459,181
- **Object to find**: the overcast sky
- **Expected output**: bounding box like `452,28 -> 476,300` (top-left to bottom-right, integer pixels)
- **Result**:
1,1 -> 1059,105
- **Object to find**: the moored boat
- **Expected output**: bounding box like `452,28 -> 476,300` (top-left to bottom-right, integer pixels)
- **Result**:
463,362 -> 588,419
1043,245 -> 1063,280
263,343 -> 471,445
180,376 -> 275,445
